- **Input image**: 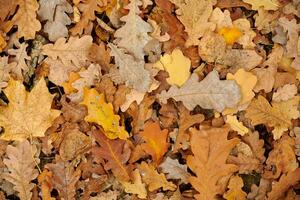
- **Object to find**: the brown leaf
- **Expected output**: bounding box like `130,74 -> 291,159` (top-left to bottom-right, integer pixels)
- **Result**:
91,129 -> 132,181
38,169 -> 55,200
88,43 -> 111,72
187,126 -> 240,200
45,156 -> 81,200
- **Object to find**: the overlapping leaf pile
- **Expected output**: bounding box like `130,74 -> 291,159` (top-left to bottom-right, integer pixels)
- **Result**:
0,0 -> 300,199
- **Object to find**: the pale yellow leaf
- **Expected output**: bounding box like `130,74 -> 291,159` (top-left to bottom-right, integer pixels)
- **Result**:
226,115 -> 249,136
121,169 -> 147,199
242,0 -> 280,10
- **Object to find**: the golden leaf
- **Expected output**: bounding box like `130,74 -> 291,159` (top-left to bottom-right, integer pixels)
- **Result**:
242,0 -> 280,10
223,176 -> 247,200
0,79 -> 61,141
225,115 -> 249,136
245,96 -> 299,140
154,49 -> 191,87
80,87 -> 129,140
218,27 -> 242,45
187,126 -> 240,200
121,169 -> 147,199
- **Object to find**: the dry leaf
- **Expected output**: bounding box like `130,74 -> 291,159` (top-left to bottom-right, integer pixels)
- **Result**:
138,161 -> 176,192
121,169 -> 147,199
154,49 -> 191,87
252,66 -> 277,93
139,121 -> 169,164
159,70 -> 241,112
223,176 -> 247,200
0,79 -> 60,140
225,115 -> 249,136
42,35 -> 93,67
45,157 -> 81,200
247,178 -> 271,200
3,140 -> 40,200
108,43 -> 151,92
187,126 -> 240,200
114,0 -> 153,60
242,0 -> 280,10
245,96 -> 300,140
0,57 -> 11,92
92,129 -> 131,181
272,84 -> 297,102
38,169 -> 55,200
80,88 -> 129,140
170,0 -> 216,46
159,157 -> 189,184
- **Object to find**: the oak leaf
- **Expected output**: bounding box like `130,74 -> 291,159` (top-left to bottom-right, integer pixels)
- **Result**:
187,126 -> 240,200
138,161 -> 176,192
0,79 -> 61,140
45,156 -> 81,200
0,57 -> 11,92
223,176 -> 247,200
159,70 -> 241,112
245,96 -> 300,140
108,43 -> 151,92
42,35 -> 93,67
139,121 -> 169,165
242,0 -> 280,10
159,157 -> 190,184
114,0 -> 153,60
3,140 -> 40,200
121,169 -> 147,199
80,88 -> 129,140
272,84 -> 297,102
225,115 -> 249,136
92,129 -> 131,181
170,0 -> 216,46
38,169 -> 55,200
154,49 -> 191,87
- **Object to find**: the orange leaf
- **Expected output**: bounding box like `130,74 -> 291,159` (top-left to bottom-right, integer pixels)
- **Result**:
139,121 -> 169,165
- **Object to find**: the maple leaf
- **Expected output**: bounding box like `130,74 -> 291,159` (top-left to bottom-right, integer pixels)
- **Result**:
92,129 -> 131,181
223,176 -> 247,200
3,140 -> 40,200
0,79 -> 61,141
38,0 -> 73,41
170,0 -> 216,46
242,0 -> 280,10
245,96 -> 300,140
42,35 -> 93,67
187,126 -> 240,200
159,157 -> 190,183
139,121 -> 169,165
45,156 -> 81,200
154,49 -> 191,87
159,70 -> 241,112
6,0 -> 41,39
108,43 -> 151,92
114,0 -> 153,60
121,169 -> 147,199
138,161 -> 176,191
80,87 -> 129,140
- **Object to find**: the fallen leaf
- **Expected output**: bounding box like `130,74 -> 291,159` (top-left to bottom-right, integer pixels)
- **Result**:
154,49 -> 191,87
252,66 -> 277,93
121,169 -> 147,199
218,27 -> 242,45
80,87 -> 129,140
225,115 -> 249,136
272,84 -> 297,102
242,0 -> 280,10
245,96 -> 300,140
223,176 -> 247,200
138,161 -> 176,192
38,169 -> 55,200
92,129 -> 131,181
3,140 -> 40,200
187,126 -> 240,200
159,70 -> 241,112
0,79 -> 61,140
139,121 -> 169,164
159,157 -> 190,183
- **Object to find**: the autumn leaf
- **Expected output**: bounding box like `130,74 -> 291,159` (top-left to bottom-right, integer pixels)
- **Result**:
121,169 -> 147,199
0,79 -> 61,140
245,96 -> 300,140
80,87 -> 129,140
139,121 -> 169,165
187,126 -> 240,200
218,27 -> 242,45
242,0 -> 280,10
3,140 -> 40,200
225,115 -> 249,136
138,161 -> 176,192
38,169 -> 55,200
159,70 -> 241,112
159,157 -> 190,183
92,129 -> 131,181
223,176 -> 247,200
154,49 -> 191,87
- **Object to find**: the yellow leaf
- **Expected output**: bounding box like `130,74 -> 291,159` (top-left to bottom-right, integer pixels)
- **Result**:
218,27 -> 242,45
0,34 -> 6,52
0,79 -> 60,141
243,0 -> 280,10
62,72 -> 80,94
154,49 -> 191,87
245,96 -> 299,140
121,169 -> 147,199
223,176 -> 247,200
80,88 -> 128,140
226,115 -> 249,136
